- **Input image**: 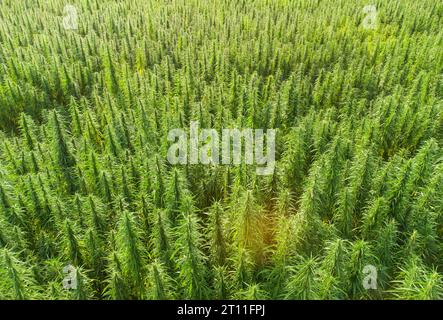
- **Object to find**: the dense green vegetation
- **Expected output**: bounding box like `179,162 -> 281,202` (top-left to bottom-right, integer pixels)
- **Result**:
0,0 -> 442,299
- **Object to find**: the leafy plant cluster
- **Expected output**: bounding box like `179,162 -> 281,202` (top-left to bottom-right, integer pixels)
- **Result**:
0,0 -> 442,299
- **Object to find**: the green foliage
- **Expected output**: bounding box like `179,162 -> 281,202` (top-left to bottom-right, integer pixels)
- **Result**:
0,0 -> 441,300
